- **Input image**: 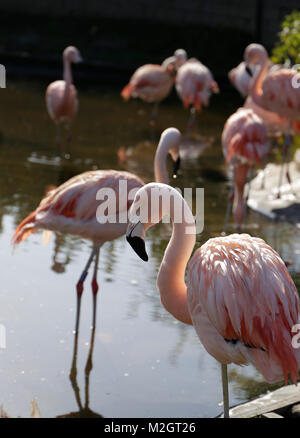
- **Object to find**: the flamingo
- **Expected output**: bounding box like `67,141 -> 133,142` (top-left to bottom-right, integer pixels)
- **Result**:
126,182 -> 300,418
244,43 -> 300,196
221,107 -> 270,228
175,57 -> 219,134
244,44 -> 300,120
121,51 -> 185,125
46,46 -> 82,156
161,48 -> 187,70
11,128 -> 182,333
228,61 -> 255,98
229,61 -> 300,137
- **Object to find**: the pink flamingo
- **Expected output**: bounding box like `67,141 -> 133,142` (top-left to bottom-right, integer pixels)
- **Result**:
175,58 -> 219,133
245,44 -> 300,120
121,51 -> 186,125
46,46 -> 82,155
222,107 -> 270,227
244,43 -> 300,196
126,182 -> 300,418
11,128 -> 181,332
229,61 -> 300,136
161,48 -> 187,70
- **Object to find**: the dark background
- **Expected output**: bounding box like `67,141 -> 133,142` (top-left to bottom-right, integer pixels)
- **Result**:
0,0 -> 298,86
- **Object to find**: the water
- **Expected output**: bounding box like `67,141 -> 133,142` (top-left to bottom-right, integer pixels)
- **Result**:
0,80 -> 300,418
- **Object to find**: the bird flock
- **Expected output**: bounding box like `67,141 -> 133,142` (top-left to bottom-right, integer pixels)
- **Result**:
12,43 -> 300,418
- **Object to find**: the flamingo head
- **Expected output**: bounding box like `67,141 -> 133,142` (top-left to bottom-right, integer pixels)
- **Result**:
158,127 -> 182,178
244,43 -> 268,68
126,183 -> 178,261
63,46 -> 83,64
174,49 -> 187,68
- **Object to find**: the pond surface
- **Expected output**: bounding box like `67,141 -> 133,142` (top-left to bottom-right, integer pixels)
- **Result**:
0,80 -> 300,418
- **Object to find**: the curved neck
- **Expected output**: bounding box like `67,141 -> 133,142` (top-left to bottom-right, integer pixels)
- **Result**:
157,191 -> 196,325
154,138 -> 173,184
249,56 -> 269,109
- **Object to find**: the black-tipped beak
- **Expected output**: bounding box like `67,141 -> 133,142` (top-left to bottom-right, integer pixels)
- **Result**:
245,65 -> 253,77
173,156 -> 181,178
126,224 -> 148,262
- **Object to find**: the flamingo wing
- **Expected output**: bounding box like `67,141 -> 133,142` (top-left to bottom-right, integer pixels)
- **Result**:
262,69 -> 300,120
187,233 -> 300,384
176,60 -> 218,110
222,108 -> 269,165
46,80 -> 78,123
12,170 -> 144,245
122,64 -> 173,103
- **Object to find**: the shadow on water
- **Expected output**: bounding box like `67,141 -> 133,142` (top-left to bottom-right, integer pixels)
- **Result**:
1,80 -> 300,417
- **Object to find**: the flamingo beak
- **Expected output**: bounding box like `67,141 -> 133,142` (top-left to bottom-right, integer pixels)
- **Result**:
173,156 -> 181,179
245,65 -> 253,77
126,222 -> 148,262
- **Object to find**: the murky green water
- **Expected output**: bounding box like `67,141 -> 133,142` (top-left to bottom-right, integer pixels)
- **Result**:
0,80 -> 300,418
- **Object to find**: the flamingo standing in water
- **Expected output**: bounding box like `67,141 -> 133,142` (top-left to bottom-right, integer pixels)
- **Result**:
244,43 -> 300,196
46,46 -> 82,156
126,182 -> 300,418
229,61 -> 300,136
11,128 -> 182,333
175,58 -> 219,134
222,107 -> 270,228
121,50 -> 186,126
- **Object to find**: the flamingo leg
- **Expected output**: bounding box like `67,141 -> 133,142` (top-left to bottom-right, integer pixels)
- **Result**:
222,165 -> 235,236
74,246 -> 97,334
186,107 -> 196,139
276,127 -> 292,199
222,188 -> 234,236
65,123 -> 72,160
221,363 -> 230,418
56,123 -> 62,155
260,146 -> 271,190
242,167 -> 253,229
150,102 -> 159,128
91,247 -> 100,330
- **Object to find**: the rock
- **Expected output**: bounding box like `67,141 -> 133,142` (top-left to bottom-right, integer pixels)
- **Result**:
261,412 -> 283,418
247,160 -> 300,225
290,403 -> 300,418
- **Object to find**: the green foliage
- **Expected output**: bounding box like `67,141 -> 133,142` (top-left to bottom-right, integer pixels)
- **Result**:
271,10 -> 300,66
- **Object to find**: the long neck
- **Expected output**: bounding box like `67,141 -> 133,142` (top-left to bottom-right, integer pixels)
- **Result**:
63,57 -> 73,88
154,140 -> 170,184
249,56 -> 269,110
157,192 -> 196,325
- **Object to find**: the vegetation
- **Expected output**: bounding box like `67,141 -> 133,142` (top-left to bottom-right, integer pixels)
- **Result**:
271,10 -> 300,67
271,10 -> 300,154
